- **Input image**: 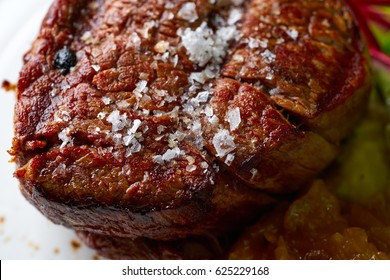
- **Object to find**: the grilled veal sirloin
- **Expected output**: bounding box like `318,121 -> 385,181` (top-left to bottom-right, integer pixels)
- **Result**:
11,0 -> 371,259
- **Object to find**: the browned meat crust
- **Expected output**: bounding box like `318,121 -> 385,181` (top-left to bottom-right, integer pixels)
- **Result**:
77,231 -> 225,259
11,0 -> 371,258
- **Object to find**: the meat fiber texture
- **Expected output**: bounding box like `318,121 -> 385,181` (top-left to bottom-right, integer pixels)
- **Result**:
11,0 -> 371,259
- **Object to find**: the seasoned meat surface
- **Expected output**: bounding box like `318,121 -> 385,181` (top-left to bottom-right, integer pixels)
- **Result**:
11,0 -> 371,258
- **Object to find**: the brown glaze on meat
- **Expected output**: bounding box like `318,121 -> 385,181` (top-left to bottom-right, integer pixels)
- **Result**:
11,0 -> 371,258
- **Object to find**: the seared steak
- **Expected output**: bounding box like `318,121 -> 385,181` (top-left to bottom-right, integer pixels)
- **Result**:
11,0 -> 371,258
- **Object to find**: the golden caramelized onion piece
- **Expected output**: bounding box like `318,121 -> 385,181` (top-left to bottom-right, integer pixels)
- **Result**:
229,181 -> 390,260
11,0 -> 371,259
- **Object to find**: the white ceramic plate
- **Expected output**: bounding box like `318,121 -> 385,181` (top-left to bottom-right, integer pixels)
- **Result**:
0,0 -> 96,259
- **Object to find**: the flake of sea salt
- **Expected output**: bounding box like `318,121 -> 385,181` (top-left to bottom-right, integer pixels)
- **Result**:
81,31 -> 97,44
134,80 -> 148,98
91,64 -> 100,72
128,32 -> 141,48
58,127 -> 72,148
269,88 -> 280,95
154,41 -> 170,53
112,133 -> 122,145
214,26 -> 239,62
130,119 -> 142,134
117,100 -> 130,109
212,129 -> 236,158
225,153 -> 235,166
232,0 -> 244,5
233,54 -> 244,62
186,156 -> 195,165
102,97 -> 111,105
141,21 -> 156,39
107,110 -> 127,131
226,107 -> 241,131
209,115 -> 219,126
248,37 -> 260,49
250,168 -> 258,180
195,91 -> 209,103
228,8 -> 242,25
172,54 -> 179,67
186,165 -> 197,172
178,2 -> 199,23
204,105 -> 213,117
261,50 -> 276,63
125,139 -> 142,156
162,11 -> 174,21
123,132 -> 135,146
153,147 -> 182,163
266,72 -> 274,80
157,125 -> 166,134
189,72 -> 208,84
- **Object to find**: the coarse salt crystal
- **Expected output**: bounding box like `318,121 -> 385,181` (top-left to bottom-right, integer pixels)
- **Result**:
180,22 -> 214,67
200,161 -> 209,169
125,139 -> 142,156
248,37 -> 260,48
165,1 -> 175,9
232,0 -> 244,5
233,54 -> 244,62
61,111 -> 71,122
141,21 -> 156,39
228,8 -> 242,25
186,165 -> 197,172
209,115 -> 219,126
286,28 -> 299,40
102,97 -> 111,105
91,64 -> 100,72
250,168 -> 258,180
153,147 -> 182,163
58,127 -> 72,148
172,54 -> 179,67
186,156 -> 195,165
227,107 -> 241,131
130,119 -> 142,134
97,112 -> 106,119
117,100 -> 130,109
178,2 -> 199,23
266,72 -> 274,80
225,153 -> 235,166
212,129 -> 236,158
261,49 -> 276,63
204,105 -> 213,117
154,41 -> 169,53
157,125 -> 166,134
195,91 -> 209,103
189,72 -> 208,84
107,110 -> 127,131
162,11 -> 174,21
123,133 -> 135,146
81,31 -> 96,44
134,80 -> 148,97
113,133 -> 122,145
